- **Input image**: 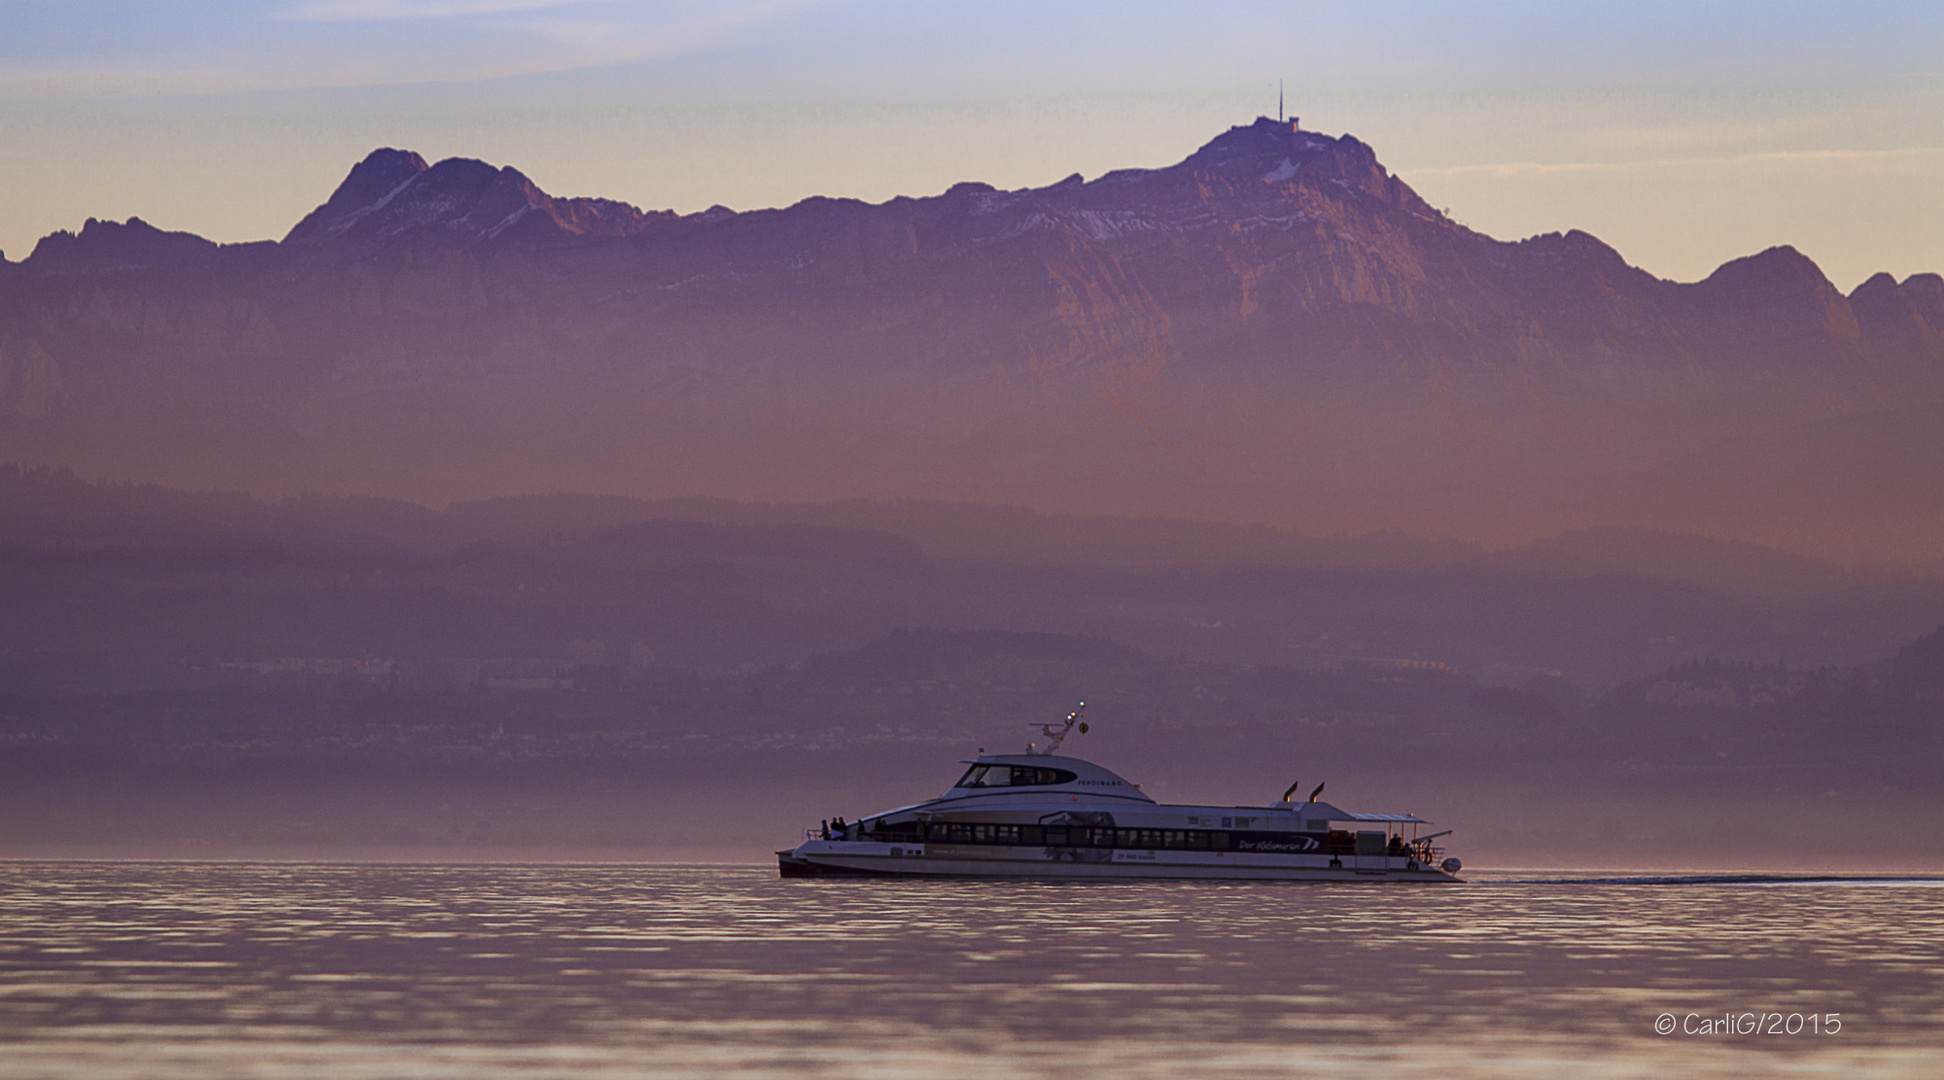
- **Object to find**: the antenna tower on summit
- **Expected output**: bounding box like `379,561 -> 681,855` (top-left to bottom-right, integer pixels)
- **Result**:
1278,79 -> 1284,122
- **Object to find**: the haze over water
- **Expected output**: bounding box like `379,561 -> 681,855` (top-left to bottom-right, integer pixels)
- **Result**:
2,862 -> 1939,1079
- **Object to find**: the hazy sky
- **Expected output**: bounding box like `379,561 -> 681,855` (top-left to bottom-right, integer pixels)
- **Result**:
3,1 -> 1940,290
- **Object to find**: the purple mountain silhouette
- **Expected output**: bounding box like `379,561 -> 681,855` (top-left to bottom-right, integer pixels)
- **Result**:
3,117 -> 1941,563
282,148 -> 674,246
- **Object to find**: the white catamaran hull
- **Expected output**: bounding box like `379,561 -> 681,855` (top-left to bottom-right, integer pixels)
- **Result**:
779,840 -> 1459,882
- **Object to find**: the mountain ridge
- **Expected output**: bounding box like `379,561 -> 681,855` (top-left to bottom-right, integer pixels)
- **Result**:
3,117 -> 1941,563
280,148 -> 681,248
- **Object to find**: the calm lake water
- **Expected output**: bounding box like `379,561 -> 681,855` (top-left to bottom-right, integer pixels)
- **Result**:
1,862 -> 1939,1078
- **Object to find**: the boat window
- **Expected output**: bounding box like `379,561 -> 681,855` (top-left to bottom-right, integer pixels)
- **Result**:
928,822 -> 983,843
955,765 -> 1081,788
1004,827 -> 1258,849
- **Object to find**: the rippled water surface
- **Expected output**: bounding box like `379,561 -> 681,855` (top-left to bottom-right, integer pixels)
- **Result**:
2,862 -> 1940,1078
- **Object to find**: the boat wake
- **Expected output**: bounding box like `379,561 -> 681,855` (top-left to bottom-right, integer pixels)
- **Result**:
1488,873 -> 1944,887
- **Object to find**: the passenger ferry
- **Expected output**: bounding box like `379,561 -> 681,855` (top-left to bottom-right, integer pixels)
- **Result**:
778,705 -> 1461,882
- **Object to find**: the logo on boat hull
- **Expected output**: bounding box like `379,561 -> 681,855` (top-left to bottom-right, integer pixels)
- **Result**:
1234,836 -> 1322,853
1038,810 -> 1116,827
1045,847 -> 1113,863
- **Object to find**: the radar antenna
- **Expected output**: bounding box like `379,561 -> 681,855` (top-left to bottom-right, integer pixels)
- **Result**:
1026,702 -> 1088,755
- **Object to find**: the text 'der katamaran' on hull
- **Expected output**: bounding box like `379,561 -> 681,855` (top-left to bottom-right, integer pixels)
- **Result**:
778,704 -> 1461,882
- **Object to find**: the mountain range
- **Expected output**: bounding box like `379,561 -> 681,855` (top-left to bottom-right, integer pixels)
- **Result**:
3,116 -> 1941,564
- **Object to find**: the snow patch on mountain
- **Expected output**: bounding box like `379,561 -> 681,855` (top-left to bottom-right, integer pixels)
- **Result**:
481,204 -> 539,241
1232,213 -> 1310,232
1063,210 -> 1157,242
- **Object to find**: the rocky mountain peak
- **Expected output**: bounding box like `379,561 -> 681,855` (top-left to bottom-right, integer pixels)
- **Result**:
283,150 -> 672,248
1699,245 -> 1832,293
1691,245 -> 1857,342
1187,115 -> 1337,165
1166,116 -> 1445,229
1850,271 -> 1944,356
282,149 -> 428,245
24,215 -> 220,273
1853,270 -> 1944,310
1905,272 -> 1944,304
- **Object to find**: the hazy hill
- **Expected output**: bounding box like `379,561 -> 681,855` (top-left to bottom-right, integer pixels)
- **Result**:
3,118 -> 1943,563
6,464 -> 1909,600
1485,528 -> 1877,600
6,468 -> 1943,700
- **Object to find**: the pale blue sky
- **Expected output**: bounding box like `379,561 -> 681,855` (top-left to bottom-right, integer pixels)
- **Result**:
4,1 -> 1941,288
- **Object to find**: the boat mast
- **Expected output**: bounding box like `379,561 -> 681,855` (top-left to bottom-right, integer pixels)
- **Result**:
1026,702 -> 1088,755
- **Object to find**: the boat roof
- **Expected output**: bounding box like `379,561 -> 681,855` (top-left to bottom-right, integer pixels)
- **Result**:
950,753 -> 1156,803
853,752 -> 1430,824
